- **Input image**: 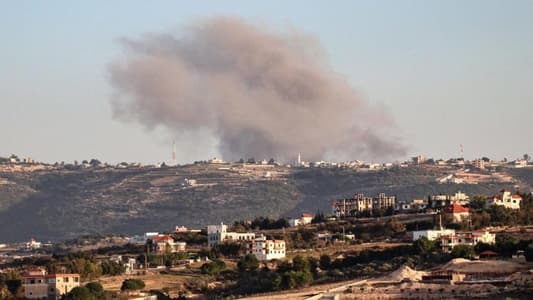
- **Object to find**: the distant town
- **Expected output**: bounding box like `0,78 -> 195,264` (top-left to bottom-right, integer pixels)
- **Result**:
1,153 -> 533,299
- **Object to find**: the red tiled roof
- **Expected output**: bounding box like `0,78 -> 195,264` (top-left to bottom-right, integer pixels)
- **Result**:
444,203 -> 470,214
152,235 -> 173,242
511,194 -> 522,199
302,213 -> 312,218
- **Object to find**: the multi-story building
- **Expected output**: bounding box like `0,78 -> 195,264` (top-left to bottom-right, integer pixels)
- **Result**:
248,235 -> 286,261
486,189 -> 522,210
430,191 -> 469,208
207,223 -> 255,247
373,193 -> 396,210
332,193 -> 395,217
150,235 -> 186,254
22,270 -> 80,300
440,231 -> 496,253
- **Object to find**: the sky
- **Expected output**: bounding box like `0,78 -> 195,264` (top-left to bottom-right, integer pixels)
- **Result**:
1,1 -> 532,164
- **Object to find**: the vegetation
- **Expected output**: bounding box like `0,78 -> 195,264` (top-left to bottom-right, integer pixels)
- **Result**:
200,259 -> 227,275
121,278 -> 146,291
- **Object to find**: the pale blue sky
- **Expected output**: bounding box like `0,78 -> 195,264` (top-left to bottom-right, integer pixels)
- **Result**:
1,1 -> 532,164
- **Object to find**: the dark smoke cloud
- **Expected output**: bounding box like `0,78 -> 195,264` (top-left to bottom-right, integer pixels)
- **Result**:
109,17 -> 406,162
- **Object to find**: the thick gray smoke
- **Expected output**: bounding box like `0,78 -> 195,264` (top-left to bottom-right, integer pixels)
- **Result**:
109,17 -> 405,162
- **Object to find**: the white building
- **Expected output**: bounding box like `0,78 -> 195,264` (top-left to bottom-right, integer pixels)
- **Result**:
412,229 -> 456,242
207,223 -> 255,247
440,231 -> 496,253
289,213 -> 313,227
249,235 -> 285,261
486,189 -> 522,210
25,238 -> 42,249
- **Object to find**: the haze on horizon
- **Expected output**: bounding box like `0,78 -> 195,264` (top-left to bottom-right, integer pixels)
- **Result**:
2,1 -> 532,164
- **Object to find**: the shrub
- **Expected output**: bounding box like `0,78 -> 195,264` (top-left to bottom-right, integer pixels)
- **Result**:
201,259 -> 226,275
121,278 -> 145,291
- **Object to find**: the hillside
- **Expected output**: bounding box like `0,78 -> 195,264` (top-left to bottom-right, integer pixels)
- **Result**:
0,163 -> 531,242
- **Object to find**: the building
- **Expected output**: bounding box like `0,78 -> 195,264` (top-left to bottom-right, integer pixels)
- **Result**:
25,238 -> 42,249
175,226 -> 188,233
443,203 -> 470,223
412,155 -> 426,164
248,235 -> 285,261
332,193 -> 396,217
514,159 -> 528,168
440,231 -> 496,253
373,193 -> 396,210
22,270 -> 80,300
150,235 -> 186,254
430,191 -> 470,208
486,189 -> 522,210
289,213 -> 313,227
397,198 -> 428,213
472,159 -> 486,170
412,228 -> 456,241
207,223 -> 255,247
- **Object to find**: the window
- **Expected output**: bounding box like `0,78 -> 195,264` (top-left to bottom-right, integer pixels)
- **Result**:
64,277 -> 69,283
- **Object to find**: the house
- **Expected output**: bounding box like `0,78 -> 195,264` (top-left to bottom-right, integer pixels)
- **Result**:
332,193 -> 396,217
25,238 -> 42,250
289,213 -> 313,227
440,231 -> 496,253
150,235 -> 186,254
514,159 -> 528,168
207,223 -> 255,247
443,203 -> 470,223
397,198 -> 428,213
412,155 -> 426,164
175,226 -> 188,233
22,270 -> 80,300
486,189 -> 522,210
248,235 -> 285,261
412,229 -> 456,242
301,213 -> 313,225
208,157 -> 225,164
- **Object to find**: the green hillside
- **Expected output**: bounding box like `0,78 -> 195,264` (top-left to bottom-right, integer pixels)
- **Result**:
0,163 -> 531,242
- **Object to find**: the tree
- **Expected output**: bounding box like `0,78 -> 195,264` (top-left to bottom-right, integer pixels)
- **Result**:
89,159 -> 101,167
525,243 -> 533,262
65,286 -> 95,300
319,255 -> 331,270
292,255 -> 310,272
200,259 -> 226,275
238,254 -> 259,273
451,245 -> 476,259
85,282 -> 104,298
121,279 -> 145,291
524,154 -> 530,162
387,217 -> 406,234
413,237 -> 435,255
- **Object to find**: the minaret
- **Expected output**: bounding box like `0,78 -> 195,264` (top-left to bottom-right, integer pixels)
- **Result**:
172,140 -> 177,166
297,152 -> 301,167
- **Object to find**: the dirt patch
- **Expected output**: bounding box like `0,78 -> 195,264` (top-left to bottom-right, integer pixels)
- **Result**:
439,258 -> 531,274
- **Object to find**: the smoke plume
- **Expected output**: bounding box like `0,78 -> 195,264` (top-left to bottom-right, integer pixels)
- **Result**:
109,17 -> 405,162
